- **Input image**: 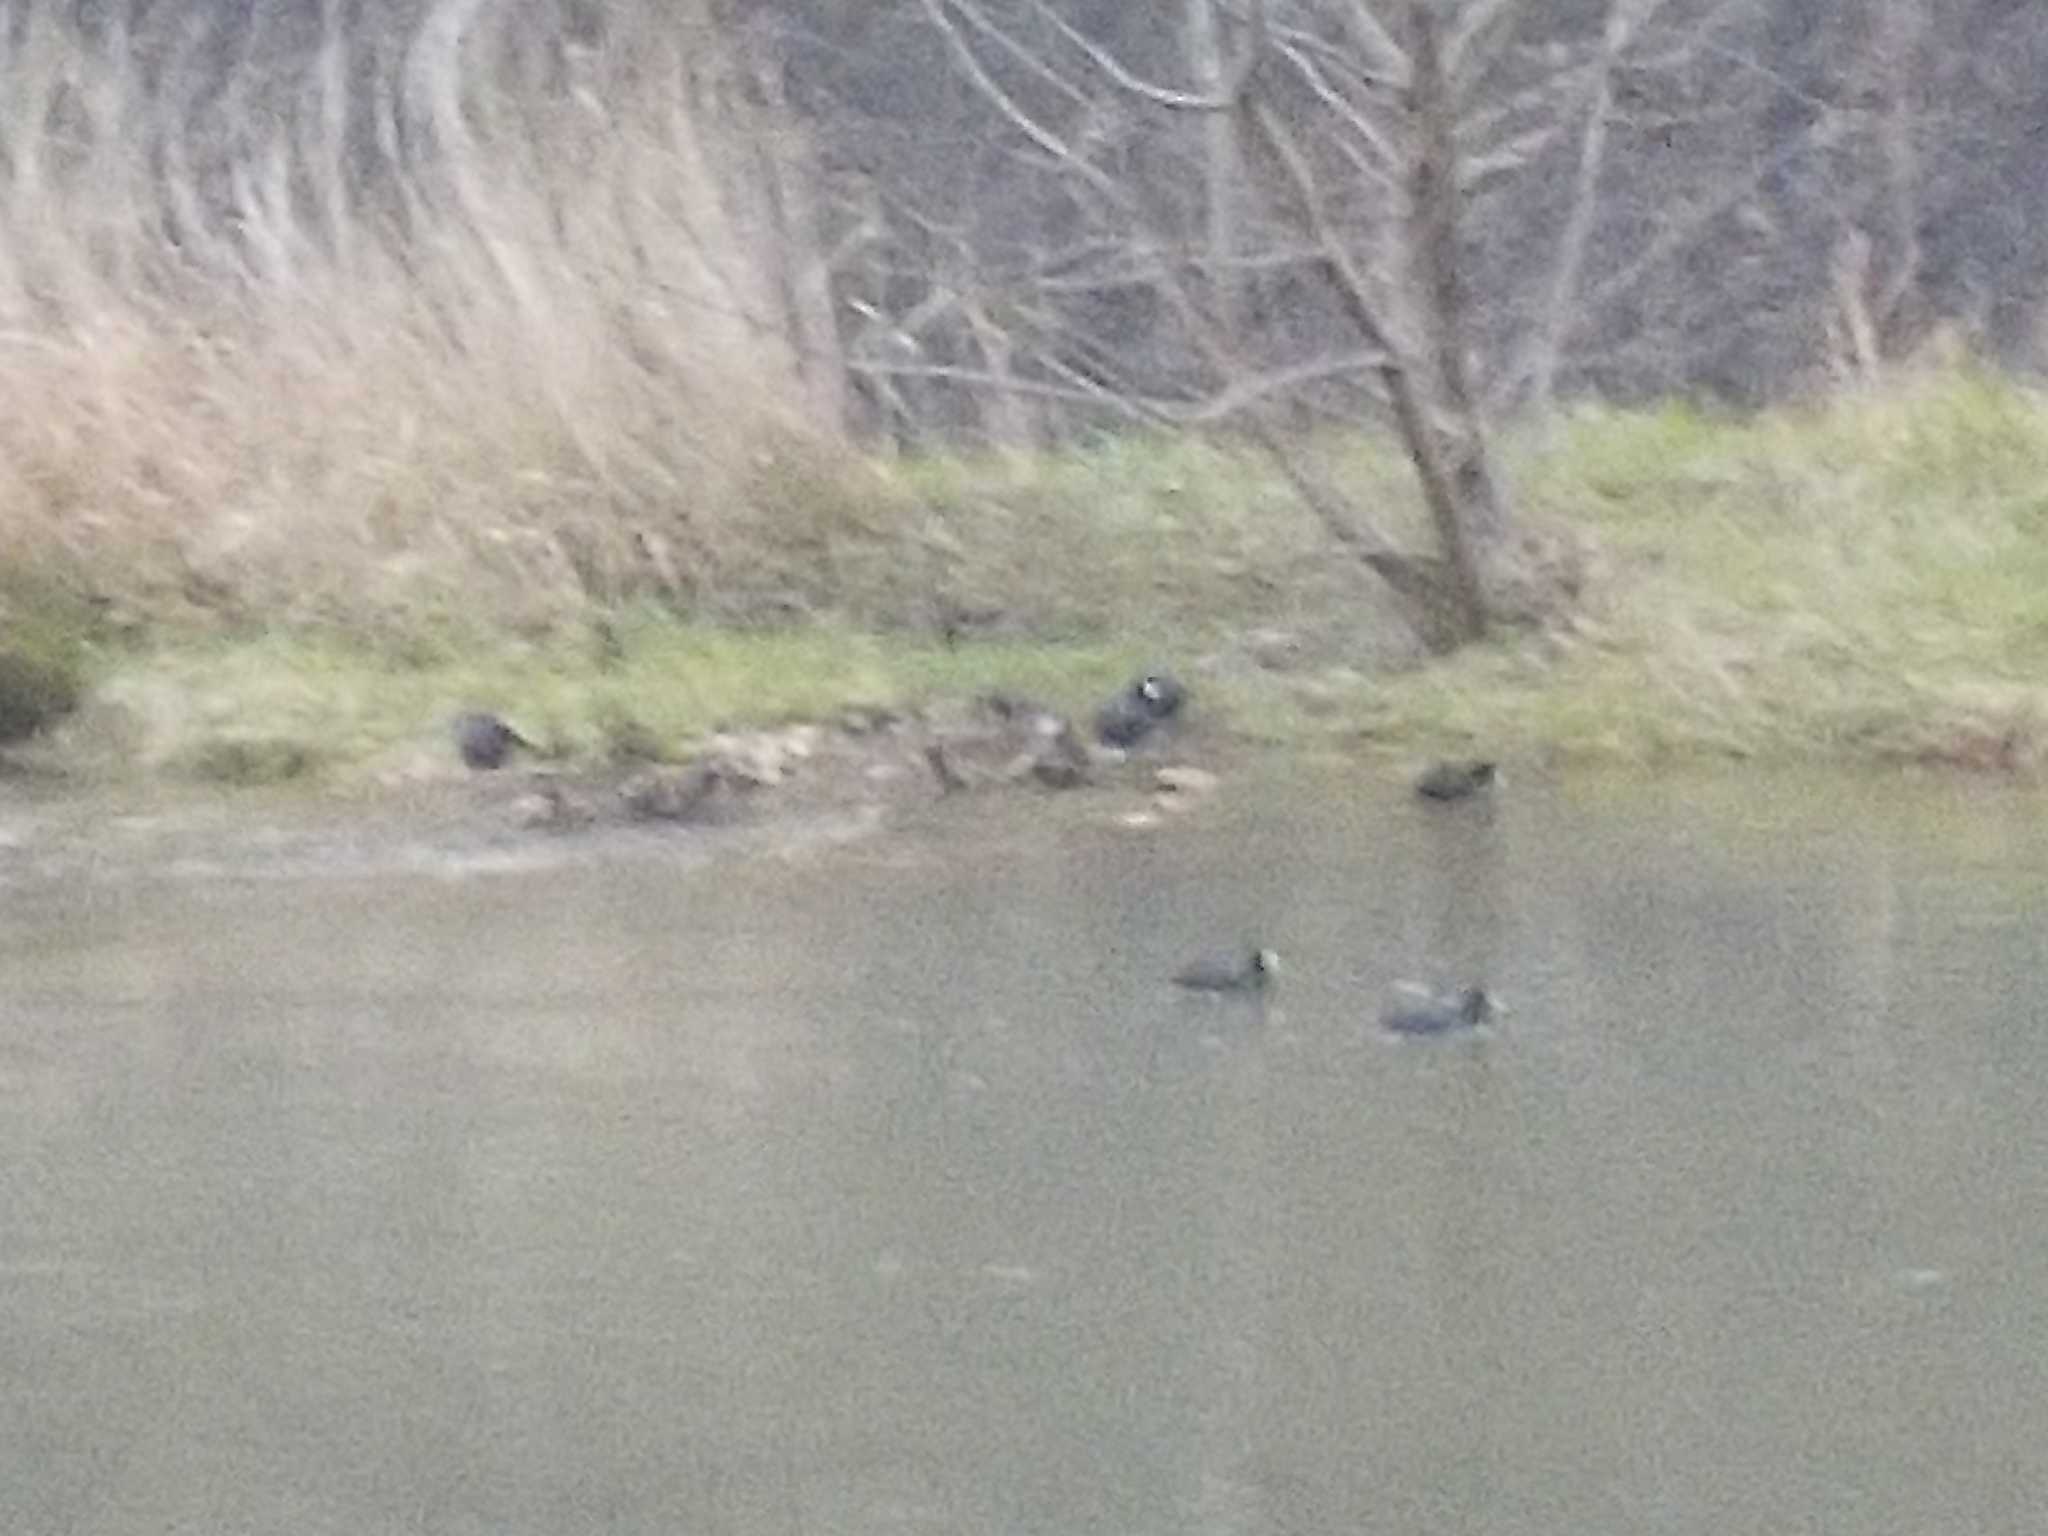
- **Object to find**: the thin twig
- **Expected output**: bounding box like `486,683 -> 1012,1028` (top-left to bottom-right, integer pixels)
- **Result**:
1028,0 -> 1269,110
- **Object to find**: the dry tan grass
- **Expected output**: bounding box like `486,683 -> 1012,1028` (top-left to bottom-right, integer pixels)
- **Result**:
0,0 -> 829,630
13,1 -> 2048,781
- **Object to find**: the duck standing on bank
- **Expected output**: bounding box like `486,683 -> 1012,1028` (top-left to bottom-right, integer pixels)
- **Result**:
1415,759 -> 1497,802
453,710 -> 534,770
925,691 -> 1094,794
1096,672 -> 1188,748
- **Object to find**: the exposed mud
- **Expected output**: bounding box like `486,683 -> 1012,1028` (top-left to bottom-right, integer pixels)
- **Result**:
0,696 -> 1236,890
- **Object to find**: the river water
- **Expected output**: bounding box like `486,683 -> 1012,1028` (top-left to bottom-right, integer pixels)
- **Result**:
6,766 -> 2048,1533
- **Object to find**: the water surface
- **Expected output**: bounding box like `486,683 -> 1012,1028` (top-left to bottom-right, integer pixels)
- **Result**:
6,767 -> 2048,1533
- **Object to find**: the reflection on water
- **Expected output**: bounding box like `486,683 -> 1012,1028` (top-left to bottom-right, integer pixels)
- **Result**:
7,767 -> 2048,1534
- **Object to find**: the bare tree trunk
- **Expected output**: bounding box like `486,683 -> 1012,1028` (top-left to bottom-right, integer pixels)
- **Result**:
1827,225 -> 1881,383
1825,0 -> 1926,383
962,296 -> 1040,451
1186,0 -> 1245,338
1399,1 -> 1513,634
744,41 -> 851,436
1525,0 -> 1638,419
1868,0 -> 1925,347
1239,80 -> 1494,647
921,0 -> 1557,649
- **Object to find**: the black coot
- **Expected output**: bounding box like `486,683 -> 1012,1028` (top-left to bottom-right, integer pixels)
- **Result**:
1096,673 -> 1187,748
453,711 -> 533,770
1382,985 -> 1498,1035
1415,760 -> 1497,801
1172,947 -> 1280,993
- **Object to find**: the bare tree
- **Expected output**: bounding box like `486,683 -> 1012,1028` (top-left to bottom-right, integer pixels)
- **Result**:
912,0 -> 1570,648
790,0 -> 2048,642
1519,0 -> 1655,420
1186,0 -> 1247,340
1825,0 -> 1929,383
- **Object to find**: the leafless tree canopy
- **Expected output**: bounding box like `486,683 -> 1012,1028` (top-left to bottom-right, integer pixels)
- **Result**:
8,0 -> 2042,446
771,0 -> 2046,442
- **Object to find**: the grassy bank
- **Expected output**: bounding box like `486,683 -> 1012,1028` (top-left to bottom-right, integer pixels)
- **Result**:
1490,364 -> 2048,770
14,365 -> 2048,786
3,7 -> 2044,786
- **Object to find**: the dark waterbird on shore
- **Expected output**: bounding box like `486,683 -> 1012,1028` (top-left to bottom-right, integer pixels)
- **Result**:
1382,985 -> 1500,1036
1096,672 -> 1188,748
924,692 -> 1092,794
1172,947 -> 1280,994
453,711 -> 533,770
1415,759 -> 1497,802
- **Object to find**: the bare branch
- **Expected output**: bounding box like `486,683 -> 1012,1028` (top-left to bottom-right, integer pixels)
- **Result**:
1461,120 -> 1571,192
1458,51 -> 1602,153
1579,107 -> 1843,323
1516,0 -> 1635,416
918,0 -> 1119,201
1336,0 -> 1410,83
945,0 -> 1093,111
1185,350 -> 1390,421
1038,0 -> 1270,110
1268,22 -> 1397,96
1242,97 -> 1395,356
1404,1 -> 1513,561
1445,0 -> 1523,93
852,346 -> 1388,430
1026,341 -> 1176,418
1868,0 -> 1925,337
1242,84 -> 1489,622
1025,242 -> 1337,295
1270,32 -> 1400,176
1633,35 -> 1833,116
848,360 -> 1176,424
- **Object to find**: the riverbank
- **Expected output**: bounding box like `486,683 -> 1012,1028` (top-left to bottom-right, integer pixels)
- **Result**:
8,365 -> 2048,789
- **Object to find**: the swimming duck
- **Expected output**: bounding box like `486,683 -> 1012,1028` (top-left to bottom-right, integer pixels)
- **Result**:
1172,947 -> 1280,993
1415,759 -> 1497,801
1382,985 -> 1499,1035
453,711 -> 533,770
1095,673 -> 1188,748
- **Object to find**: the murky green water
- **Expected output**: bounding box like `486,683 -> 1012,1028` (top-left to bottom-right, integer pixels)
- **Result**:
7,767 -> 2048,1533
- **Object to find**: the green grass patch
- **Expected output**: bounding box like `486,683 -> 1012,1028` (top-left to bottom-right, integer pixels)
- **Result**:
1486,364 -> 2048,767
43,363 -> 2048,784
0,564 -> 99,744
170,735 -> 322,786
88,616 -> 1156,783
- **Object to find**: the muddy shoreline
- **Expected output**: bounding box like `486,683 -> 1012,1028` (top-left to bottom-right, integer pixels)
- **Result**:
0,696 -> 1246,890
